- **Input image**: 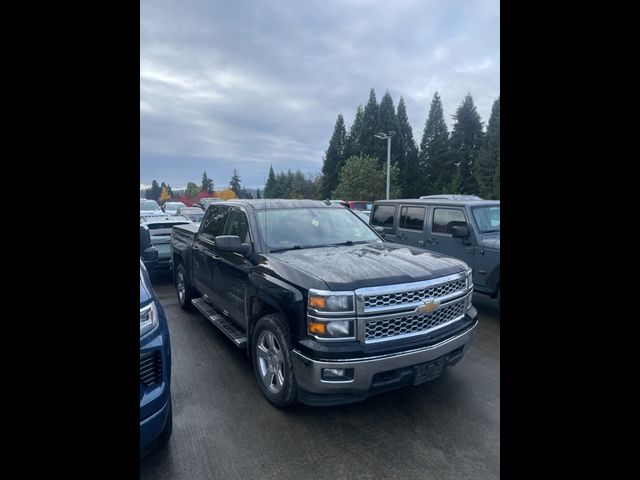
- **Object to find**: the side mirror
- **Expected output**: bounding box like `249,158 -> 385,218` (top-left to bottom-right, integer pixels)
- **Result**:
215,235 -> 251,256
142,246 -> 159,262
373,226 -> 386,238
140,225 -> 152,254
451,225 -> 470,238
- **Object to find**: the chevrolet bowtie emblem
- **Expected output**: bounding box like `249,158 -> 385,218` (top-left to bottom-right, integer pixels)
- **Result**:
416,300 -> 440,314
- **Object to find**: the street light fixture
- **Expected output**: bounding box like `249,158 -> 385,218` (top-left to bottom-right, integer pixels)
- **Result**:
375,130 -> 395,199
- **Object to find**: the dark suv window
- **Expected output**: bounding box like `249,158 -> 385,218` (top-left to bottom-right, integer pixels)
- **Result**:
200,205 -> 228,239
371,205 -> 395,228
432,208 -> 467,235
223,208 -> 251,243
399,206 -> 425,231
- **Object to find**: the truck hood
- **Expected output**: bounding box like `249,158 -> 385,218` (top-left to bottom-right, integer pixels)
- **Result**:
479,232 -> 500,250
269,242 -> 469,291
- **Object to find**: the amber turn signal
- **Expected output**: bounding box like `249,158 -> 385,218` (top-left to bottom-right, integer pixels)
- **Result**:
308,321 -> 327,335
308,295 -> 327,309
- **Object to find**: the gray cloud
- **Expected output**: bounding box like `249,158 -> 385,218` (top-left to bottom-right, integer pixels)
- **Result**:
141,0 -> 500,189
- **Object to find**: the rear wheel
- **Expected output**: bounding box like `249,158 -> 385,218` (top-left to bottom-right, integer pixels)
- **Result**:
252,313 -> 298,408
175,263 -> 197,310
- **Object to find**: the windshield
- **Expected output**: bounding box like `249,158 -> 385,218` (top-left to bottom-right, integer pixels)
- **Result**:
472,205 -> 500,233
140,201 -> 160,210
256,208 -> 382,252
180,208 -> 203,214
165,203 -> 185,210
351,202 -> 372,211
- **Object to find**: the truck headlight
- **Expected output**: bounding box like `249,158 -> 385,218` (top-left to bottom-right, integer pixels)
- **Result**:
307,289 -> 355,340
308,290 -> 354,313
308,318 -> 355,339
140,301 -> 158,337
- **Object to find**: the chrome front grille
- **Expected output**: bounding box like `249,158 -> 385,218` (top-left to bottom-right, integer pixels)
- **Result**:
363,278 -> 466,310
364,300 -> 466,342
355,272 -> 471,343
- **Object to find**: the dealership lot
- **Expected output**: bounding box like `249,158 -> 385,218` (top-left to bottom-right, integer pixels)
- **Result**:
140,270 -> 500,480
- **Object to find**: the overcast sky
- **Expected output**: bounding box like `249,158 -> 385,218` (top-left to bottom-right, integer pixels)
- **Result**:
140,0 -> 499,190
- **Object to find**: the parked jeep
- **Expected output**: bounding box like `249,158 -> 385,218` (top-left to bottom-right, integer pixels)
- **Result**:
171,200 -> 478,407
370,198 -> 500,306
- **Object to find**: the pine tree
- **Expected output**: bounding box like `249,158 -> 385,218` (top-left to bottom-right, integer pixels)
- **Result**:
229,169 -> 242,196
419,92 -> 452,195
145,180 -> 162,201
374,91 -> 400,171
396,96 -> 420,197
476,97 -> 500,199
449,93 -> 484,194
264,165 -> 276,198
493,156 -> 500,199
201,172 -> 213,193
343,105 -> 363,160
321,114 -> 347,198
359,89 -> 380,158
256,188 -> 261,199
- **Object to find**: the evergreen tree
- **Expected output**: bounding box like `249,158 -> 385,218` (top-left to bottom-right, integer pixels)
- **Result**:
229,169 -> 242,196
185,182 -> 199,198
145,180 -> 162,201
201,172 -> 213,193
493,156 -> 500,199
476,96 -> 500,199
264,165 -> 277,198
343,105 -> 363,160
419,92 -> 452,195
396,96 -> 420,197
256,188 -> 261,199
375,91 -> 399,167
359,89 -> 380,158
334,155 -> 400,201
449,93 -> 484,194
321,114 -> 347,198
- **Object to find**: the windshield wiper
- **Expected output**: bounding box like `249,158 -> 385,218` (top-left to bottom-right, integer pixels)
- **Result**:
269,245 -> 304,253
327,240 -> 370,247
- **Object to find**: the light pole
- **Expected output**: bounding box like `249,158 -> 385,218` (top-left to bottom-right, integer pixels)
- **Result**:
375,131 -> 395,199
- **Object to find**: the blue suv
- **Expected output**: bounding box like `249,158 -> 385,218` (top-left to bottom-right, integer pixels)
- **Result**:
140,260 -> 172,455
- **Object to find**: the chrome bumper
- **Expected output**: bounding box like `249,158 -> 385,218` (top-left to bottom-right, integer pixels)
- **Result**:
292,319 -> 477,395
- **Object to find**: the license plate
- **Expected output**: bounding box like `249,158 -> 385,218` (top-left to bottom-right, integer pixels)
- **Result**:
413,358 -> 444,385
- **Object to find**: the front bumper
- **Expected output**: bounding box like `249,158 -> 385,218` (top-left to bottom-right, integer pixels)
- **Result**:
140,398 -> 170,451
292,317 -> 477,406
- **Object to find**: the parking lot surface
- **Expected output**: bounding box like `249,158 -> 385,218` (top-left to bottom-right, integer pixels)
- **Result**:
141,270 -> 500,480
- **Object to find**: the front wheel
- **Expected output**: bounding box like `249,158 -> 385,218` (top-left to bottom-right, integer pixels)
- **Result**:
175,264 -> 197,310
252,313 -> 298,408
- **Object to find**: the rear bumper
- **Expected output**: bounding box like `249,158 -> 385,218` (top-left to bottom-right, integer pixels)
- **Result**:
292,317 -> 477,406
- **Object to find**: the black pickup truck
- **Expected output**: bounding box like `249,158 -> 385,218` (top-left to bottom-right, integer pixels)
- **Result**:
171,199 -> 478,407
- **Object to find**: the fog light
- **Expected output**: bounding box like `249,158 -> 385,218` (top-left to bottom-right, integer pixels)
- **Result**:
321,367 -> 354,381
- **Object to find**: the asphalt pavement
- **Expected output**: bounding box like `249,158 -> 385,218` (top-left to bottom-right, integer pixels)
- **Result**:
141,269 -> 500,480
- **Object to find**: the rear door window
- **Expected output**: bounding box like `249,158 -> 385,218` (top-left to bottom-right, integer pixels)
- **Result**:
222,208 -> 251,244
200,205 -> 229,240
399,206 -> 426,231
432,208 -> 467,235
371,205 -> 396,228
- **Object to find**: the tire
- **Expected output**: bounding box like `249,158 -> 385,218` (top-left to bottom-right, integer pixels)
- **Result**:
175,263 -> 197,310
496,287 -> 500,315
252,313 -> 298,408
